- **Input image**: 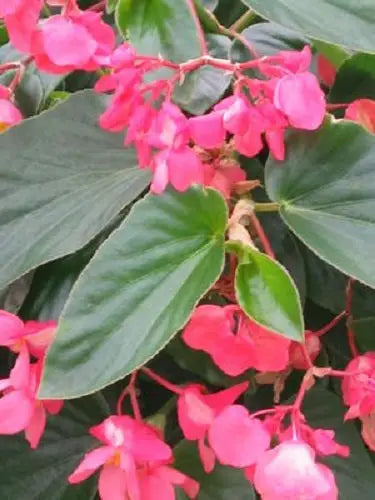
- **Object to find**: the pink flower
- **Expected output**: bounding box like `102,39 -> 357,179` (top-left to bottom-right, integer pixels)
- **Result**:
0,0 -> 42,52
345,99 -> 375,134
138,463 -> 199,500
360,413 -> 375,451
317,55 -> 336,87
69,416 -> 172,500
0,309 -> 56,359
289,332 -> 321,370
0,86 -> 22,132
203,163 -> 246,199
182,305 -> 291,376
208,405 -> 271,468
31,11 -> 115,74
189,112 -> 226,150
342,353 -> 375,419
253,440 -> 338,500
0,348 -> 63,448
177,382 -> 249,471
274,72 -> 326,130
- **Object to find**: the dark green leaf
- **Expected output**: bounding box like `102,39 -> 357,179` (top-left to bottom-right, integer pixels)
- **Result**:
214,0 -> 247,28
0,90 -> 149,289
115,0 -> 201,62
40,187 -> 227,399
266,117 -> 375,289
241,0 -> 375,53
302,387 -> 375,499
174,441 -> 256,500
232,22 -> 309,61
232,244 -> 304,341
313,40 -> 349,69
174,34 -> 232,115
330,54 -> 375,104
351,317 -> 375,352
0,394 -> 109,500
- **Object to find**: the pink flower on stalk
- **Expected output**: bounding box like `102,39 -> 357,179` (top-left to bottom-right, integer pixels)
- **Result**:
0,309 -> 56,359
274,72 -> 326,130
69,416 -> 173,500
345,99 -> 375,134
0,348 -> 63,448
182,305 -> 291,376
0,0 -> 42,52
342,353 -> 375,419
252,440 -> 338,500
0,85 -> 22,132
31,10 -> 115,74
147,101 -> 204,194
177,382 -> 249,471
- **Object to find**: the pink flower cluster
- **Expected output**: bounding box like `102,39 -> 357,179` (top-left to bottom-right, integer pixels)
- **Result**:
0,310 -> 62,448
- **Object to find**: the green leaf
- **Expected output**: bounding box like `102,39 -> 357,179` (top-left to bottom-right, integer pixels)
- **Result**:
115,0 -> 201,62
351,317 -> 375,352
302,387 -> 375,499
174,441 -> 256,500
330,53 -> 375,104
265,117 -> 375,290
0,90 -> 149,290
0,394 -> 109,499
40,187 -> 227,399
231,244 -> 304,341
214,0 -> 247,28
313,40 -> 350,69
200,0 -> 218,10
241,0 -> 375,53
174,34 -> 232,115
232,22 -> 309,61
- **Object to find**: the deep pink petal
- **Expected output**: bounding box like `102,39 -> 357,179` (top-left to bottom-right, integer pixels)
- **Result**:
208,405 -> 270,467
235,129 -> 264,158
0,390 -> 34,434
0,309 -> 24,346
139,472 -> 174,500
168,147 -> 204,192
265,129 -> 285,161
204,382 -> 249,414
43,399 -> 64,415
9,347 -> 30,390
24,320 -> 57,359
68,446 -> 114,484
210,335 -> 256,376
98,464 -> 130,500
198,438 -> 215,473
189,112 -> 226,149
130,421 -> 172,463
178,386 -> 215,440
25,404 -> 46,449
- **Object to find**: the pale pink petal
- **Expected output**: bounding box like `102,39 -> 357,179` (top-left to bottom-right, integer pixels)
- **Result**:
68,446 -> 114,484
0,309 -> 24,346
0,390 -> 34,434
0,0 -> 23,16
220,96 -> 250,135
208,405 -> 270,467
178,386 -> 214,440
98,464 -> 130,500
0,100 -> 22,128
274,72 -> 326,130
189,112 -> 226,149
25,404 -> 46,449
151,151 -> 169,194
119,451 -> 140,500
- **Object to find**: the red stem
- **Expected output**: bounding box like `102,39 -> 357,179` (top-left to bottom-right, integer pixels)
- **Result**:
116,371 -> 142,420
314,310 -> 347,337
88,0 -> 106,11
142,367 -> 183,395
249,213 -> 275,259
301,344 -> 314,369
345,278 -> 359,358
185,0 -> 209,56
327,103 -> 350,110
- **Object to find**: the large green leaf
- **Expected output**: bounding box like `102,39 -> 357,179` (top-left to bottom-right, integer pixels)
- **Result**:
174,441 -> 256,500
265,117 -> 375,289
330,53 -> 375,104
40,187 -> 227,399
351,317 -> 375,352
115,0 -> 201,62
174,34 -> 232,115
241,0 -> 375,53
302,387 -> 375,499
0,394 -> 109,499
232,245 -> 304,341
0,90 -> 149,290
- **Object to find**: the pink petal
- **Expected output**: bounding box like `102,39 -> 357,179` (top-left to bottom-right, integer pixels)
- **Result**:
5,0 -> 41,52
189,112 -> 226,149
235,129 -> 264,158
0,99 -> 22,127
25,404 -> 46,449
274,72 -> 326,130
24,320 -> 57,359
345,99 -> 375,133
210,335 -> 256,376
204,382 -> 249,414
139,472 -> 174,500
317,55 -> 336,87
251,323 -> 291,372
168,147 -> 204,192
151,151 -> 169,194
131,421 -> 172,463
153,465 -> 200,499
98,464 -> 130,500
220,96 -> 250,135
68,446 -> 114,484
0,390 -> 34,434
0,0 -> 23,16
9,347 -> 30,390
198,438 -> 215,473
265,129 -> 285,161
178,386 -> 215,440
208,405 -> 270,467
0,309 -> 24,346
43,399 -> 64,415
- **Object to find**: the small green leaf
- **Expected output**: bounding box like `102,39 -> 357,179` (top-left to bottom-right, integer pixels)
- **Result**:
241,0 -> 375,53
330,53 -> 375,104
40,187 -> 227,399
231,243 -> 304,341
174,441 -> 256,500
0,91 -> 149,289
115,0 -> 201,62
266,117 -> 375,290
0,394 -> 109,500
174,34 -> 232,115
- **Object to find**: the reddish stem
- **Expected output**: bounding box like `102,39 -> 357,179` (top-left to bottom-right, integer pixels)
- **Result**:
314,310 -> 347,337
327,103 -> 350,110
185,0 -> 209,56
249,213 -> 275,259
293,370 -> 313,410
116,386 -> 130,415
88,0 -> 106,11
345,278 -> 359,358
142,367 -> 184,395
116,371 -> 142,420
301,344 -> 314,369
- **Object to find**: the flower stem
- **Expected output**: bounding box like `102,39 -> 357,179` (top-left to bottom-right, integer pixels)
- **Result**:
249,213 -> 275,259
345,278 -> 359,357
142,367 -> 184,395
185,0 -> 209,56
230,9 -> 258,32
253,202 -> 280,213
314,310 -> 347,337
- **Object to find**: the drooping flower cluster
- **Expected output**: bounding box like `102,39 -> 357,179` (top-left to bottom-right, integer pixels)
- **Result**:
0,310 -> 63,448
